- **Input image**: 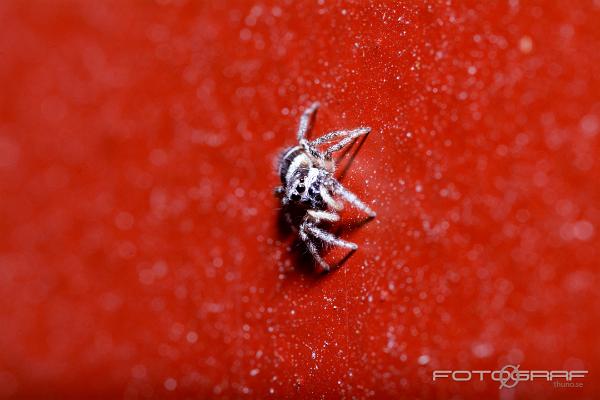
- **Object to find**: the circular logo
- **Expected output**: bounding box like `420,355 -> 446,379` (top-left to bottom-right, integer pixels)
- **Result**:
498,364 -> 521,389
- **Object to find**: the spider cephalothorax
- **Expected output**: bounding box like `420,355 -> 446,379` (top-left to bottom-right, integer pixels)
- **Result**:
275,102 -> 376,271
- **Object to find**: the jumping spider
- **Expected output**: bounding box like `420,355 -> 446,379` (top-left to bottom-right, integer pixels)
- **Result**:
275,102 -> 376,271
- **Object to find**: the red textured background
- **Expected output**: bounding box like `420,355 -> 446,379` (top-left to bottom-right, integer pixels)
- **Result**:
0,1 -> 599,399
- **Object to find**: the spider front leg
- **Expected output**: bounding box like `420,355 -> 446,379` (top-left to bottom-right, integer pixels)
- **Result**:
304,127 -> 371,167
309,127 -> 371,157
323,127 -> 371,159
328,179 -> 377,217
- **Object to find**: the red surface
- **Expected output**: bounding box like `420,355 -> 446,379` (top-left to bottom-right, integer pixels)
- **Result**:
1,1 -> 599,398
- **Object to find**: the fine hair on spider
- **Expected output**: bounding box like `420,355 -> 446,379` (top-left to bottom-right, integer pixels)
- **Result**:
274,101 -> 376,272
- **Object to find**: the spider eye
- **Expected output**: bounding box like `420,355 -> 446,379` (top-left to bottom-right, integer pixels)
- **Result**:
291,193 -> 300,201
297,184 -> 305,193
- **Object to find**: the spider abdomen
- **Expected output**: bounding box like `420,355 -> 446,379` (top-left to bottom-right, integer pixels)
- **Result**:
278,145 -> 307,184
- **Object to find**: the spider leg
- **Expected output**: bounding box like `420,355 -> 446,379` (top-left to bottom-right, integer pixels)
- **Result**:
307,210 -> 340,223
310,127 -> 370,147
304,222 -> 358,250
320,186 -> 343,211
329,180 -> 377,217
299,221 -> 331,271
303,127 -> 371,164
323,127 -> 371,159
297,102 -> 320,142
296,102 -> 344,164
301,139 -> 326,162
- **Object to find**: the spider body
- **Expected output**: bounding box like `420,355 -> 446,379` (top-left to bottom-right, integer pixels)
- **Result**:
275,102 -> 376,271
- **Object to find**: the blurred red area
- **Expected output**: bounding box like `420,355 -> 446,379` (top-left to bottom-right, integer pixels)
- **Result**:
0,1 -> 599,399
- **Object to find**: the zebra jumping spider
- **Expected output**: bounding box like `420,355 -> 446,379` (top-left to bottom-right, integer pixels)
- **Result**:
275,102 -> 376,272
